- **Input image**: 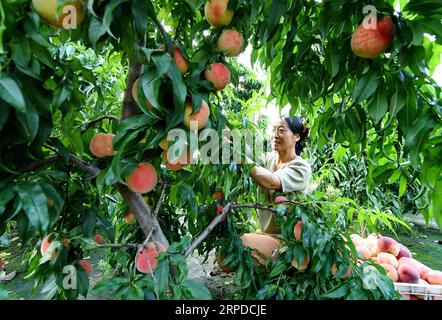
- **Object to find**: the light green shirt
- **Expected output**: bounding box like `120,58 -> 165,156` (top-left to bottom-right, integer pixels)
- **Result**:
257,152 -> 312,236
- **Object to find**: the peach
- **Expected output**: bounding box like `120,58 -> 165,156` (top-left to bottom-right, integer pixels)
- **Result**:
356,245 -> 371,259
241,233 -> 281,266
398,264 -> 420,283
377,252 -> 398,269
32,0 -> 85,29
205,63 -> 231,91
94,233 -> 104,245
369,245 -> 380,257
427,270 -> 442,285
132,79 -> 153,109
89,133 -> 116,158
377,236 -> 400,256
274,196 -> 288,203
380,263 -> 399,282
218,29 -> 244,57
161,45 -> 189,75
78,259 -> 92,277
40,235 -> 56,260
212,191 -> 224,202
350,234 -> 364,247
293,221 -> 303,241
364,234 -> 378,250
125,211 -> 136,225
183,100 -> 210,129
135,242 -> 167,274
159,137 -> 169,151
396,243 -> 412,260
204,0 -> 234,28
351,16 -> 394,59
216,205 -> 226,222
163,148 -> 192,171
331,263 -> 352,278
126,162 -> 158,193
292,255 -> 310,271
398,258 -> 431,281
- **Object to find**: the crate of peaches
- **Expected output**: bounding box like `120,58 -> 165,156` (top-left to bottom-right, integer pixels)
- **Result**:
351,233 -> 442,300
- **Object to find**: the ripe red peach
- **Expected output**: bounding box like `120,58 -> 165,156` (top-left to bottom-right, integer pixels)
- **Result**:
351,16 -> 395,59
350,234 -> 364,247
126,162 -> 158,193
89,133 -> 116,158
380,263 -> 399,282
396,243 -> 412,260
94,233 -> 104,245
427,270 -> 442,285
78,259 -> 92,276
292,255 -> 310,271
377,236 -> 400,256
132,79 -> 153,109
163,148 -> 192,171
397,264 -> 420,283
356,245 -> 371,259
135,242 -> 167,274
217,29 -> 244,57
205,63 -> 231,91
212,191 -> 224,202
293,221 -> 303,242
183,100 -> 210,130
377,252 -> 399,269
204,0 -> 234,28
161,45 -> 190,75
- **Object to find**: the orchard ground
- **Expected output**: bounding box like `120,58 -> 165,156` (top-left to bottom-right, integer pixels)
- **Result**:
1,217 -> 441,300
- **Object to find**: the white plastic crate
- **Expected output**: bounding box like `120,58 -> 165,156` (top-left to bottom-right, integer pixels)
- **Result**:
394,282 -> 442,300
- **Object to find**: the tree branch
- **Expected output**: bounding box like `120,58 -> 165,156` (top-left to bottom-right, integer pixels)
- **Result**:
183,203 -> 233,257
12,156 -> 62,174
153,183 -> 168,217
81,115 -> 120,134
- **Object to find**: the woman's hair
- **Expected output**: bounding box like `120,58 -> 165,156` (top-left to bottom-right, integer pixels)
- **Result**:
283,116 -> 309,156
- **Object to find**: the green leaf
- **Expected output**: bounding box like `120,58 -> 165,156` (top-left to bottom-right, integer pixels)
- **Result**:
88,17 -> 107,45
0,186 -> 16,216
0,76 -> 26,112
154,258 -> 170,293
10,35 -> 31,68
181,279 -> 212,300
18,183 -> 49,234
353,72 -> 379,103
103,0 -> 129,39
405,114 -> 436,169
368,86 -> 388,124
320,280 -> 354,299
82,209 -> 96,237
16,104 -> 39,143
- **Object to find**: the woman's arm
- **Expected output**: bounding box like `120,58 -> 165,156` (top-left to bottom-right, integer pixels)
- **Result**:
249,166 -> 282,191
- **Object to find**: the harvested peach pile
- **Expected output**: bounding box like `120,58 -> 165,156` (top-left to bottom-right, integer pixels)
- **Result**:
351,233 -> 442,299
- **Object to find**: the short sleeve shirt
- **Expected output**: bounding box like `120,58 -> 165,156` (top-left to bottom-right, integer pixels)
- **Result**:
257,152 -> 312,236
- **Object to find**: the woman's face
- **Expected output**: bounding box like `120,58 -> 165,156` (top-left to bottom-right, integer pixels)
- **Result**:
271,119 -> 300,153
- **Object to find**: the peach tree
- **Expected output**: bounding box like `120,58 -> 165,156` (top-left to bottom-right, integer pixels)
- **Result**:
0,0 -> 440,299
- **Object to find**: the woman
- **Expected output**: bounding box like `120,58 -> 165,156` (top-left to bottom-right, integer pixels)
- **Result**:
240,116 -> 312,263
